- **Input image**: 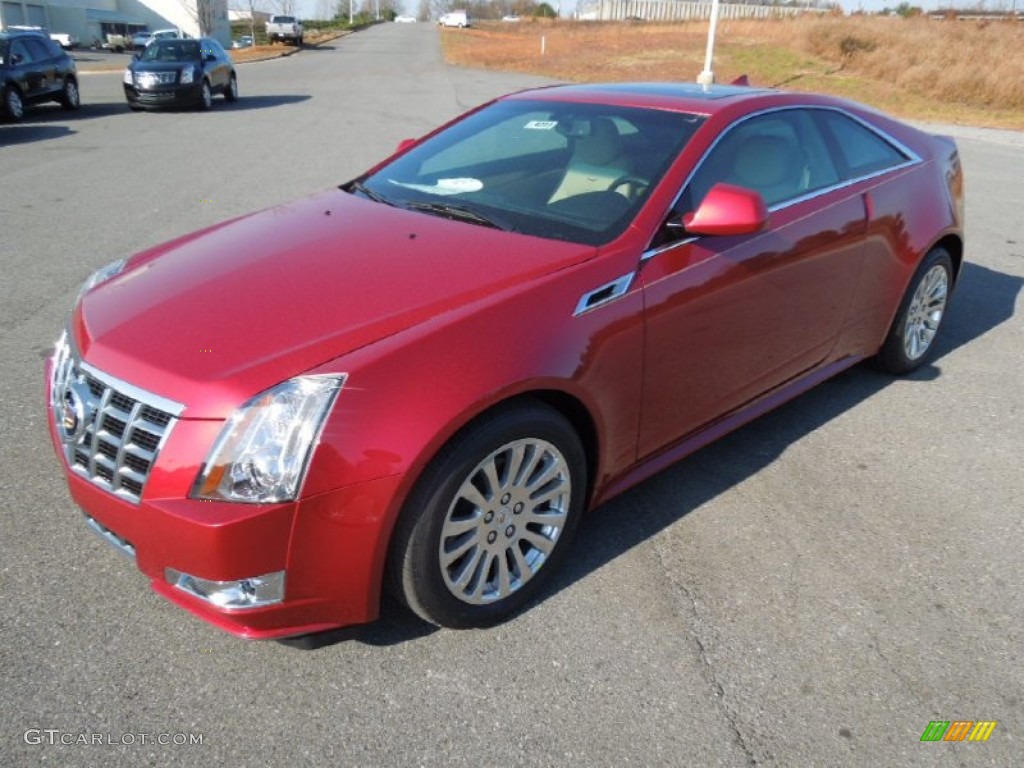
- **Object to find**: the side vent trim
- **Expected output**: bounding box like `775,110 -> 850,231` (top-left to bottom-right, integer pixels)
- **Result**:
573,273 -> 635,317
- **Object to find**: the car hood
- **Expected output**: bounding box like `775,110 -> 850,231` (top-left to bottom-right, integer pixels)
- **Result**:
75,189 -> 595,417
130,60 -> 196,72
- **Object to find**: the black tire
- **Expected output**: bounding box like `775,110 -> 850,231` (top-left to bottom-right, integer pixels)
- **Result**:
389,401 -> 587,629
224,73 -> 238,102
197,80 -> 212,111
59,77 -> 80,111
4,85 -> 24,121
876,247 -> 954,374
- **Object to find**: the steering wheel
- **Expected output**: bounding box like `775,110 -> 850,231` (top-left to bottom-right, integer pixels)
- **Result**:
610,175 -> 650,201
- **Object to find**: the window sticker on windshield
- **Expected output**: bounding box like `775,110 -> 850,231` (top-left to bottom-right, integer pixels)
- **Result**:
524,120 -> 558,130
388,178 -> 483,196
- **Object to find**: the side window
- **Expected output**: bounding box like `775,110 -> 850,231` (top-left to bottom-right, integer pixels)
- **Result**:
25,38 -> 52,62
44,39 -> 64,58
684,109 -> 840,211
817,112 -> 908,179
11,40 -> 34,64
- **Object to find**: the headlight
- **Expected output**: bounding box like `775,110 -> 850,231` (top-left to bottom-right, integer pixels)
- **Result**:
192,374 -> 345,503
76,258 -> 126,305
180,67 -> 195,84
123,68 -> 133,85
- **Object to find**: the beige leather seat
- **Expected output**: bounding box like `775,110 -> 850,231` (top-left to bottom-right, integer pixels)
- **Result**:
729,134 -> 808,207
549,118 -> 631,204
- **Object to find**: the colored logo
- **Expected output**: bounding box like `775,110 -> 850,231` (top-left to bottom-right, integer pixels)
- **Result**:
920,721 -> 997,742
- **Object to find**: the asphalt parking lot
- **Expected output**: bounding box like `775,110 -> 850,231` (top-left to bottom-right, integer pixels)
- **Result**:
2,22 -> 1022,767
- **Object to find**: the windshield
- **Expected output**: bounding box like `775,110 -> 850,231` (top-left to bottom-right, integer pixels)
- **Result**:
356,99 -> 704,246
140,39 -> 200,63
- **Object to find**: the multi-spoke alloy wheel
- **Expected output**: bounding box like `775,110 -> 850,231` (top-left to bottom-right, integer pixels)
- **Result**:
877,247 -> 954,374
390,401 -> 586,628
440,438 -> 571,605
902,265 -> 948,361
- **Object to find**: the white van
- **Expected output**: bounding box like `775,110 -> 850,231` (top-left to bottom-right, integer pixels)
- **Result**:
439,11 -> 469,28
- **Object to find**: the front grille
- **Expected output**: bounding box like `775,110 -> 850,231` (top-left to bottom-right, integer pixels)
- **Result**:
136,71 -> 177,87
50,332 -> 183,504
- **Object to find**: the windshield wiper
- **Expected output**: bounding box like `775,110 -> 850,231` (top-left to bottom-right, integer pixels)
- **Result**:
346,180 -> 394,207
405,201 -> 516,232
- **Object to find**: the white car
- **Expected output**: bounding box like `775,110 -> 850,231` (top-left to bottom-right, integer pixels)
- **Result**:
394,15 -> 417,23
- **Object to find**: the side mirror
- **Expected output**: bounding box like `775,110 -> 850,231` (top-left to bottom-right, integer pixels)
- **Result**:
12,53 -> 24,65
680,183 -> 768,237
205,53 -> 217,62
395,138 -> 417,153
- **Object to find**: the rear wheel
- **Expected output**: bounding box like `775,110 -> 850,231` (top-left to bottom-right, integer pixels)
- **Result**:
4,85 -> 24,121
59,77 -> 80,110
389,401 -> 587,629
876,247 -> 954,374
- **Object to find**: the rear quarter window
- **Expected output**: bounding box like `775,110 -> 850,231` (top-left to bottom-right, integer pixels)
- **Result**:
818,112 -> 909,179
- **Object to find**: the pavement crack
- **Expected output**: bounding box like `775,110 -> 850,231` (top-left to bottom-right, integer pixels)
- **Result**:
651,536 -> 760,767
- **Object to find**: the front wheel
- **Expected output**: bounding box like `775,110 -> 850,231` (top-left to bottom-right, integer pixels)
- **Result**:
224,73 -> 238,102
197,80 -> 212,111
389,401 -> 587,629
4,85 -> 24,121
876,247 -> 954,374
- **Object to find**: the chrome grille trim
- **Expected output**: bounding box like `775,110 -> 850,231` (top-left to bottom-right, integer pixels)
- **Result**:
51,332 -> 183,504
84,515 -> 137,559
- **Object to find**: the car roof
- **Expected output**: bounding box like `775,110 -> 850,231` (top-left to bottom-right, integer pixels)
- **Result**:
0,29 -> 49,41
502,81 -> 832,117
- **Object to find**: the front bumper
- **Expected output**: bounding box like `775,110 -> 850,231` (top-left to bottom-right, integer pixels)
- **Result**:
46,357 -> 402,640
124,82 -> 204,109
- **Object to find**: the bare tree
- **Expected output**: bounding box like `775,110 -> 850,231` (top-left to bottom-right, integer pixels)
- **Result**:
184,0 -> 220,36
229,0 -> 264,40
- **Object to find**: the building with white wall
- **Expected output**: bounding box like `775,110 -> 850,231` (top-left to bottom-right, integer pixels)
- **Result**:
1,0 -> 229,48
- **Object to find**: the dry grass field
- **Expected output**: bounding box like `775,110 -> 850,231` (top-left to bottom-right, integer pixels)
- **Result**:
442,16 -> 1024,130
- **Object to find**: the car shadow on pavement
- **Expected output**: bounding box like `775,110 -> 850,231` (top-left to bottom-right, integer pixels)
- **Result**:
212,94 -> 311,111
0,124 -> 75,145
283,262 -> 1021,651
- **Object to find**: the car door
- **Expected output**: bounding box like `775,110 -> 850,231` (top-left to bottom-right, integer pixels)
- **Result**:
637,108 -> 870,458
202,40 -> 228,90
8,38 -> 47,102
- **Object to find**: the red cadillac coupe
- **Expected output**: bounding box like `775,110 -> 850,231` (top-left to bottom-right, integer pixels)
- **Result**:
47,82 -> 964,639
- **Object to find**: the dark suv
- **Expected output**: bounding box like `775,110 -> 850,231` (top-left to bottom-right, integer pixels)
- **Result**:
1,30 -> 80,121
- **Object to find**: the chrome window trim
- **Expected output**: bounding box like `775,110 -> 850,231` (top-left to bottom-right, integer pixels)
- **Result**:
573,272 -> 635,316
642,105 -> 924,263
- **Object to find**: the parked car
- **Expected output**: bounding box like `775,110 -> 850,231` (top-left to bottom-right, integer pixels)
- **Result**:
439,10 -> 470,27
123,37 -> 237,111
130,30 -> 153,51
266,15 -> 303,45
5,25 -> 76,49
47,82 -> 963,639
1,30 -> 80,121
232,35 -> 255,49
